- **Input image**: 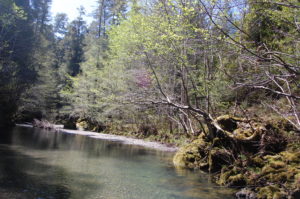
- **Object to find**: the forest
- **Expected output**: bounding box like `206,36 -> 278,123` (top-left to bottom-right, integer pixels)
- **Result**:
1,0 -> 299,137
0,0 -> 300,198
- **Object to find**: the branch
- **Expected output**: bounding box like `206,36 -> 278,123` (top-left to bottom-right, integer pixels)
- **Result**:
246,85 -> 300,99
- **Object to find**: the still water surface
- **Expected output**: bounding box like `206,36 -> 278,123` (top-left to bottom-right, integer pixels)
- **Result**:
0,127 -> 234,199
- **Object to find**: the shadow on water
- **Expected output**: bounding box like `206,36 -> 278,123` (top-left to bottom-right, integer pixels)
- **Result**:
0,144 -> 70,199
0,144 -> 103,199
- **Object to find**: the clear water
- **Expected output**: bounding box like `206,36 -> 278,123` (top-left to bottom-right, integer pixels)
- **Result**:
0,127 -> 235,199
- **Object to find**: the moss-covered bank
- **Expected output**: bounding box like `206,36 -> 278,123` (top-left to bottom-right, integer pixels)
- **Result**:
173,115 -> 300,199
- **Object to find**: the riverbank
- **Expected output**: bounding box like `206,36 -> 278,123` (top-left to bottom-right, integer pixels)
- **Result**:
173,115 -> 300,199
61,129 -> 178,152
16,124 -> 178,152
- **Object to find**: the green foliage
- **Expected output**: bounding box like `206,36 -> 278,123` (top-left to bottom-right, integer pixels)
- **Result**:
1,0 -> 299,135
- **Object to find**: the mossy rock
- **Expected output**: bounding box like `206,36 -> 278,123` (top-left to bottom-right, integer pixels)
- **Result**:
173,137 -> 210,169
250,156 -> 265,167
208,148 -> 234,172
266,118 -> 296,133
268,161 -> 286,169
174,115 -> 299,199
217,167 -> 236,185
260,128 -> 288,153
217,166 -> 246,187
227,174 -> 247,187
280,151 -> 300,164
76,121 -> 89,130
256,185 -> 287,199
259,153 -> 300,187
294,173 -> 300,189
75,119 -> 105,132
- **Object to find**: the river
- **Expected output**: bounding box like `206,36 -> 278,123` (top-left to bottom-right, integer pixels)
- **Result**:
0,126 -> 235,199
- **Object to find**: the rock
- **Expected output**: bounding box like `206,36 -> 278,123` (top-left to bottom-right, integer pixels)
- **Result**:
75,119 -> 105,132
256,185 -> 287,199
217,166 -> 246,187
76,121 -> 88,131
236,188 -> 257,199
173,136 -> 210,169
173,115 -> 300,199
173,150 -> 187,168
208,148 -> 233,172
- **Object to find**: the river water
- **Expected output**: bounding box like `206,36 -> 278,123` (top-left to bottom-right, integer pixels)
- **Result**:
0,127 -> 234,199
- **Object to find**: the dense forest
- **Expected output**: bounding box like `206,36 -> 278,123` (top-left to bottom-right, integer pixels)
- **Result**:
1,0 -> 299,136
1,0 -> 300,198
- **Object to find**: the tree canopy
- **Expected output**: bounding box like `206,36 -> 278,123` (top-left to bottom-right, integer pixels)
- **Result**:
0,0 -> 299,135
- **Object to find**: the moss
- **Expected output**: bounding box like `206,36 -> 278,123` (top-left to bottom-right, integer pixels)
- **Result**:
280,151 -> 300,164
256,185 -> 287,199
267,117 -> 296,133
287,141 -> 300,151
251,156 -> 265,167
263,154 -> 282,162
211,137 -> 222,148
227,174 -> 247,187
217,167 -> 236,185
217,166 -> 246,187
215,115 -> 244,132
173,115 -> 300,199
173,149 -> 188,168
269,161 -> 286,169
234,128 -> 254,140
261,165 -> 283,175
76,121 -> 88,130
208,148 -> 233,172
260,127 -> 288,153
173,137 -> 210,169
294,173 -> 300,189
260,151 -> 300,184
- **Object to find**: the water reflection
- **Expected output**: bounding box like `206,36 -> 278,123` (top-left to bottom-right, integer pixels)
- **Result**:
0,145 -> 72,199
0,127 -> 234,199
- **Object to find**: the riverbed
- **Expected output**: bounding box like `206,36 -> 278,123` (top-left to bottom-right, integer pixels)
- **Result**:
0,126 -> 235,199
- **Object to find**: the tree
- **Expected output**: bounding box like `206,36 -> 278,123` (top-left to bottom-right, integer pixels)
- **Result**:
63,7 -> 87,77
199,0 -> 300,130
0,0 -> 36,126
